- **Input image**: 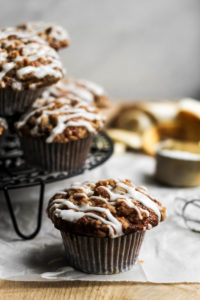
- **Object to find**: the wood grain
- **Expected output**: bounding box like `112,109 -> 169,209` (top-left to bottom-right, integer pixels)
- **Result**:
1,281 -> 200,300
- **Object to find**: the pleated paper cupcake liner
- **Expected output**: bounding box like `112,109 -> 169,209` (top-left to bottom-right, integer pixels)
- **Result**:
0,88 -> 44,117
61,231 -> 145,274
20,134 -> 94,172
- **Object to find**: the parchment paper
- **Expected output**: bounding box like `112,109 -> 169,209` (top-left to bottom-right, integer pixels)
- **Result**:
0,153 -> 200,282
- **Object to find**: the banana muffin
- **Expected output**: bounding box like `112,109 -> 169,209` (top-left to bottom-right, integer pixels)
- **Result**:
0,31 -> 64,115
16,96 -> 104,171
47,179 -> 167,274
42,77 -> 108,108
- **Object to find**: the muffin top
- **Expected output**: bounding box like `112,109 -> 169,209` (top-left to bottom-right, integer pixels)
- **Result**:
16,96 -> 104,142
15,22 -> 69,50
1,22 -> 69,50
0,117 -> 7,135
47,179 -> 167,238
43,77 -> 108,108
0,33 -> 64,90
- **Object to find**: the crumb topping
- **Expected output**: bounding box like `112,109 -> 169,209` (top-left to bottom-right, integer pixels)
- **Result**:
16,96 -> 104,142
48,179 -> 167,237
0,33 -> 64,90
1,22 -> 69,50
42,77 -> 108,108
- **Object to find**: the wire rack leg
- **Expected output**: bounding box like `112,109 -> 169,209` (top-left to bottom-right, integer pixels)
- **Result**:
3,182 -> 45,240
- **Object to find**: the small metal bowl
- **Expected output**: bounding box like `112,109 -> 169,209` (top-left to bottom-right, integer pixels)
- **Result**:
155,139 -> 200,187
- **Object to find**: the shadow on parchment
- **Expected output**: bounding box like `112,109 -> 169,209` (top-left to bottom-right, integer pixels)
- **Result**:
23,242 -> 68,274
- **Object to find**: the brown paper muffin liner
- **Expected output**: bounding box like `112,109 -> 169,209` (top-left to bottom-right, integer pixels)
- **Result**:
20,134 -> 94,172
0,88 -> 44,117
61,231 -> 145,274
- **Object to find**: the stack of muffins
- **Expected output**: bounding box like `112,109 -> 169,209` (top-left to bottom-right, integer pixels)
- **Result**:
0,22 -> 108,171
0,22 -> 167,275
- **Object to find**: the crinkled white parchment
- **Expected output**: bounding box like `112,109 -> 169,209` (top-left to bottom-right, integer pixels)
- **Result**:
0,153 -> 200,282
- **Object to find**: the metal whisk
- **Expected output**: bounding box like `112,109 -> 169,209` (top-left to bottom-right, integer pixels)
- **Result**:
175,197 -> 200,232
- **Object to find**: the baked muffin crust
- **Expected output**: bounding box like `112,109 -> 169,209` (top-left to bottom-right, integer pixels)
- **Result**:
16,96 -> 104,142
48,179 -> 167,238
43,77 -> 108,108
1,22 -> 69,50
0,33 -> 64,90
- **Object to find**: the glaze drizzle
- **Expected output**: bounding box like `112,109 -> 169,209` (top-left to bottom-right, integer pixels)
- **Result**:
48,179 -> 164,237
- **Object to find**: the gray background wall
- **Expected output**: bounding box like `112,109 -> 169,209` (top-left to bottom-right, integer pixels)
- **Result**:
0,0 -> 200,100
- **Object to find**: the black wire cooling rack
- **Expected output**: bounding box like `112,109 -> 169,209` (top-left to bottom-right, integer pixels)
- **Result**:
0,132 -> 113,240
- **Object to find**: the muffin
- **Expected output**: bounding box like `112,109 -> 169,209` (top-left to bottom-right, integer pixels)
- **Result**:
12,22 -> 69,50
0,117 -> 7,144
47,179 -> 167,274
0,31 -> 64,116
42,77 -> 108,108
16,96 -> 104,172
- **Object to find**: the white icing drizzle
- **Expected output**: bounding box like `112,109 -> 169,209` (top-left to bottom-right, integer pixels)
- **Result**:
0,35 -> 64,89
42,77 -> 106,107
55,80 -> 94,103
16,22 -> 69,47
117,182 -> 161,220
56,191 -> 67,195
49,180 -> 163,237
99,185 -> 150,220
54,199 -> 122,237
1,22 -> 69,50
78,79 -> 105,96
17,64 -> 62,79
16,97 -> 103,142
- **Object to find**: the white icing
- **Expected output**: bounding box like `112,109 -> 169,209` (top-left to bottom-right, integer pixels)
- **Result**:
0,22 -> 69,49
17,64 -> 62,79
56,191 -> 67,195
16,97 -> 103,142
78,79 -> 104,96
17,22 -> 69,45
47,80 -> 94,104
117,182 -> 161,220
49,180 -> 162,237
54,199 -> 122,237
0,51 -> 8,63
0,34 -> 64,89
12,81 -> 22,90
0,62 -> 15,80
43,77 -> 106,106
99,185 -> 150,220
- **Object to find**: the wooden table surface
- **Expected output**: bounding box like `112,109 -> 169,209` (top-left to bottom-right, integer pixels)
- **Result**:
1,280 -> 200,300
